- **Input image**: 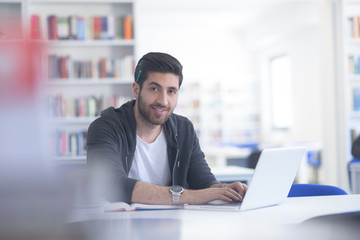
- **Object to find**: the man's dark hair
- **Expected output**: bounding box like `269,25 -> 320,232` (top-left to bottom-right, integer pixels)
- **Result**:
134,52 -> 183,88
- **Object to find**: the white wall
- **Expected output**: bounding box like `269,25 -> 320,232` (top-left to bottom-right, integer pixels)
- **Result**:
245,2 -> 323,145
134,0 -> 344,186
134,0 -> 253,83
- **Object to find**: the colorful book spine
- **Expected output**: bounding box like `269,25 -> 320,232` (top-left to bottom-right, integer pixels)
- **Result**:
348,55 -> 360,75
124,14 -> 133,40
47,15 -> 58,40
36,14 -> 133,40
93,16 -> 102,40
354,16 -> 359,38
107,15 -> 115,40
48,55 -> 134,79
349,15 -> 360,38
50,130 -> 87,157
57,16 -> 69,40
116,16 -> 124,39
47,94 -> 131,118
100,16 -> 108,39
69,15 -> 78,40
77,17 -> 85,40
353,87 -> 360,111
30,14 -> 41,39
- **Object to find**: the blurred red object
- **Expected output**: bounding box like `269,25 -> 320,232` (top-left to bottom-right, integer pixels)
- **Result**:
0,40 -> 46,102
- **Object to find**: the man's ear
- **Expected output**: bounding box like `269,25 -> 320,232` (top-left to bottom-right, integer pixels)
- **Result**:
133,82 -> 139,99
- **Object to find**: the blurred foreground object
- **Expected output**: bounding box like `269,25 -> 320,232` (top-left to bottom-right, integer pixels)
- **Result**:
0,39 -> 42,102
0,30 -> 84,239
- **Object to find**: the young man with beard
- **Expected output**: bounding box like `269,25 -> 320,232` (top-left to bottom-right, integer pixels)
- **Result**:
86,52 -> 247,205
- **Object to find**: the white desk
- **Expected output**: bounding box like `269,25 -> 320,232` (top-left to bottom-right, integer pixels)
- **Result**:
70,195 -> 360,240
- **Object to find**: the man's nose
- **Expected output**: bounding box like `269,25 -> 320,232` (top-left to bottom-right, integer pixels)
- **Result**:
157,91 -> 168,106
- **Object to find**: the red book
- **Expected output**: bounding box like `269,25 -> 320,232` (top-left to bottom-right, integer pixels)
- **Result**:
77,97 -> 87,117
93,16 -> 102,40
99,58 -> 106,78
47,15 -> 58,40
61,56 -> 68,78
61,132 -> 68,156
30,14 -> 41,39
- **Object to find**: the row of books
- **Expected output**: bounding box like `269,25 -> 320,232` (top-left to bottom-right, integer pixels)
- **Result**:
48,94 -> 131,118
31,14 -> 133,40
348,16 -> 360,38
48,55 -> 134,79
50,130 -> 87,157
352,87 -> 360,111
348,55 -> 360,74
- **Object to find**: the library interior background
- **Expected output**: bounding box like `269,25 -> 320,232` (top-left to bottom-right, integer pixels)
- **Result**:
1,0 -> 360,195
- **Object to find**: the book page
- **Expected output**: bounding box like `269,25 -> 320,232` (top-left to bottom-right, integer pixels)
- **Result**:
104,202 -> 183,212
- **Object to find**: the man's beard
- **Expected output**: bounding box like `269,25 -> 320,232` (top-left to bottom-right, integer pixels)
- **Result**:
137,92 -> 173,126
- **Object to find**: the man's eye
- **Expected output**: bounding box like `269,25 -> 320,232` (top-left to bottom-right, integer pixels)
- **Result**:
151,88 -> 157,91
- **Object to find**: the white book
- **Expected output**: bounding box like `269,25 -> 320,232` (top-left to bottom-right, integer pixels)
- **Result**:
122,55 -> 134,78
70,133 -> 77,156
91,59 -> 98,79
39,14 -> 47,40
107,15 -> 115,40
57,16 -> 69,40
103,202 -> 182,212
86,16 -> 93,40
69,15 -> 77,39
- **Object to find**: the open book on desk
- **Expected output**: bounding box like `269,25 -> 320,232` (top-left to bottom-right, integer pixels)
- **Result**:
103,202 -> 183,212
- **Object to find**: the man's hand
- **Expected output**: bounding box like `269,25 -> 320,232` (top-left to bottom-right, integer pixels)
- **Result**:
225,182 -> 248,199
181,182 -> 248,205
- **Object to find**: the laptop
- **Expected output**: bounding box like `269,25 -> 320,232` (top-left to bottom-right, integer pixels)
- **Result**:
184,147 -> 306,211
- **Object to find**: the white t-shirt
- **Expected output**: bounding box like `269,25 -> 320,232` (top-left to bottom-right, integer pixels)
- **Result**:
128,129 -> 171,186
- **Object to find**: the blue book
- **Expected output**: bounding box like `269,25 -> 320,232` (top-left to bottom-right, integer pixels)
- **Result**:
77,17 -> 85,41
101,16 -> 108,39
354,88 -> 360,111
355,56 -> 359,75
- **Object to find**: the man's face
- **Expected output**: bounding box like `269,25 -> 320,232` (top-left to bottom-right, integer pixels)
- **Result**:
133,72 -> 180,126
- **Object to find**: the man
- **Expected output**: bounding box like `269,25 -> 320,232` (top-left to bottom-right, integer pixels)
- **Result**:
87,52 -> 247,205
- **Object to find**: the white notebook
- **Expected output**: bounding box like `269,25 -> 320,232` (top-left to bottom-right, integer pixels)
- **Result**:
185,147 -> 306,211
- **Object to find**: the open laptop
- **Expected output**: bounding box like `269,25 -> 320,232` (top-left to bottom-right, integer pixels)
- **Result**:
185,147 -> 306,211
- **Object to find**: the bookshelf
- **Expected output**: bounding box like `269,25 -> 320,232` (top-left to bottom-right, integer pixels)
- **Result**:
0,0 -> 136,162
341,0 -> 360,161
175,80 -> 260,148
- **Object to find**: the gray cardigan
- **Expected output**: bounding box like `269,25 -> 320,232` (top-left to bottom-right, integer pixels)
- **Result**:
86,100 -> 218,203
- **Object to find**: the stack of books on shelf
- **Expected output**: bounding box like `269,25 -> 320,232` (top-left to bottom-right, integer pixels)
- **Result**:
48,55 -> 134,79
30,14 -> 133,40
48,94 -> 131,118
50,130 -> 87,157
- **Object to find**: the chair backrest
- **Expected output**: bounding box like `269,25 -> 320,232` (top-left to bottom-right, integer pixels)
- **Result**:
288,183 -> 348,197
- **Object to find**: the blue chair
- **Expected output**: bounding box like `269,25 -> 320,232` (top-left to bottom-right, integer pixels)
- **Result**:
288,183 -> 348,197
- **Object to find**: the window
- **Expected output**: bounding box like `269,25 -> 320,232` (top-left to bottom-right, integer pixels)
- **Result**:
269,55 -> 293,129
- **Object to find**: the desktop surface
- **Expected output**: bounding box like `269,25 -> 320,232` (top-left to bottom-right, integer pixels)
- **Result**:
69,194 -> 360,240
